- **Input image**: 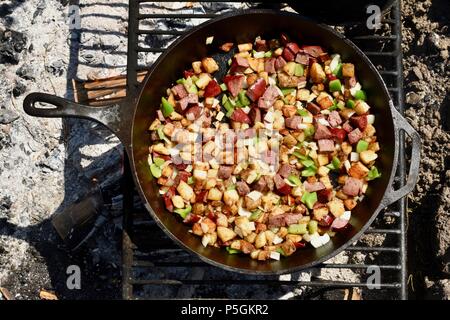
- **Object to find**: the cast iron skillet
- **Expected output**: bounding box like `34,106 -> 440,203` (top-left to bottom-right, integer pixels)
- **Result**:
23,10 -> 420,274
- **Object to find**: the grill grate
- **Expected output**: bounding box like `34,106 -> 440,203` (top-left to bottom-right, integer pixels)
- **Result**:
122,0 -> 407,300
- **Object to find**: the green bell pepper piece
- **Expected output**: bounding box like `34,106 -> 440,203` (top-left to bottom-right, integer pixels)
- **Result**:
301,165 -> 317,177
226,247 -> 241,254
187,176 -> 194,185
329,79 -> 342,92
354,89 -> 367,101
249,209 -> 263,221
157,126 -> 165,140
304,125 -> 315,137
346,99 -> 356,109
220,83 -> 227,91
294,63 -> 304,77
281,88 -> 295,96
297,109 -> 309,117
301,191 -> 317,209
356,140 -> 369,153
332,63 -> 342,77
153,157 -> 165,167
176,78 -> 185,84
223,99 -> 234,113
287,175 -> 301,186
174,204 -> 192,219
150,163 -> 162,178
276,247 -> 287,256
161,97 -> 174,117
264,51 -> 273,58
367,166 -> 382,181
308,220 -> 318,234
287,223 -> 308,235
238,91 -> 251,106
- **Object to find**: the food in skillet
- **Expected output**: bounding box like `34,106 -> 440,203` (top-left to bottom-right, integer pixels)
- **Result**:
147,34 -> 381,261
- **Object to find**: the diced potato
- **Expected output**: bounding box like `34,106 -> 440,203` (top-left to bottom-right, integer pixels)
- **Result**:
319,175 -> 333,189
149,118 -> 161,131
360,150 -> 378,164
195,73 -> 212,89
280,239 -> 296,256
201,57 -> 219,74
230,240 -> 241,250
177,181 -> 194,201
255,231 -> 267,249
369,142 -> 380,152
283,134 -> 297,148
297,89 -> 310,101
238,43 -> 253,52
200,217 -> 216,233
194,162 -> 209,171
310,62 -> 326,83
344,199 -> 357,210
193,169 -> 207,180
250,250 -> 261,259
274,47 -> 283,56
276,227 -> 288,238
192,61 -> 202,74
318,166 -> 330,177
328,198 -> 345,217
335,190 -> 349,200
348,161 -> 369,179
192,203 -> 205,215
354,100 -> 370,115
207,187 -> 223,201
313,207 -> 329,220
192,222 -> 203,236
223,189 -> 239,206
245,232 -> 257,244
263,230 -> 274,245
153,143 -> 170,155
340,108 -> 356,120
317,154 -> 330,166
342,63 -> 355,78
341,142 -> 352,155
286,234 -> 302,243
217,226 -> 236,242
364,124 -> 376,137
216,213 -> 228,227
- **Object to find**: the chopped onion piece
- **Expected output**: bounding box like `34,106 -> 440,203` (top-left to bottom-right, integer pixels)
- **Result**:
318,118 -> 330,126
350,82 -> 362,96
273,235 -> 284,245
367,114 -> 375,124
344,160 -> 351,171
298,123 -> 308,130
270,251 -> 281,260
350,152 -> 360,162
342,211 -> 352,221
216,111 -> 225,121
253,51 -> 265,59
238,207 -> 252,217
241,106 -> 251,114
247,190 -> 263,202
205,36 -> 214,45
302,116 -> 313,124
310,232 -> 331,248
329,54 -> 341,73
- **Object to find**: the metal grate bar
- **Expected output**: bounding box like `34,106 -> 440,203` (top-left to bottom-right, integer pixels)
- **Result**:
138,13 -> 217,19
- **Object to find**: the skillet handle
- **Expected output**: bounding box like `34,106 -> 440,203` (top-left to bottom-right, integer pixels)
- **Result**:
382,106 -> 421,207
23,92 -> 132,149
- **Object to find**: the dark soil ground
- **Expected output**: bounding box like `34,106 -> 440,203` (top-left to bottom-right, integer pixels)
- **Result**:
402,0 -> 450,299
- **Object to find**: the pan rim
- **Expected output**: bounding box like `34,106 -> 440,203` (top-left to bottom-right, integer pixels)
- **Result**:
129,9 -> 397,275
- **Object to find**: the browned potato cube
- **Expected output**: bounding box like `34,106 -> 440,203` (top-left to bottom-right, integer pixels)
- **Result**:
342,63 -> 355,78
201,57 -> 219,73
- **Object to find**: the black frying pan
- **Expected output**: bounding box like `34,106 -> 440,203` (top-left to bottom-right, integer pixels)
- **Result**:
23,10 -> 420,274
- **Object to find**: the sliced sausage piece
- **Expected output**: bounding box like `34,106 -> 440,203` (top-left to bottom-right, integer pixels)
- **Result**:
248,107 -> 262,125
285,116 -> 302,130
258,85 -> 281,109
218,165 -> 233,179
264,58 -> 276,74
331,218 -> 350,231
342,177 -> 363,196
274,173 -> 292,195
229,56 -> 250,74
255,39 -> 268,52
284,213 -> 303,226
347,128 -> 363,144
314,123 -> 333,140
275,56 -> 287,70
223,75 -> 245,97
171,84 -> 188,99
246,78 -> 267,101
350,115 -> 368,131
204,79 -> 221,97
307,102 -> 321,115
236,181 -> 250,196
304,181 -> 325,192
253,175 -> 274,193
301,45 -> 324,58
329,127 -> 347,143
317,188 -> 333,203
185,105 -> 203,121
342,121 -> 353,133
286,42 -> 300,55
278,163 -> 293,178
295,53 -> 309,65
278,72 -> 306,88
318,139 -> 335,152
268,214 -> 286,228
176,93 -> 198,112
231,108 -> 251,124
282,47 -> 295,61
328,110 -> 342,127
